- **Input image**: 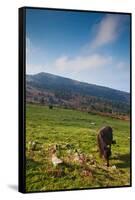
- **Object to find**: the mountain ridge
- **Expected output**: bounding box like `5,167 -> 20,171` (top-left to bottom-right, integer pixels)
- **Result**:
26,72 -> 130,115
26,72 -> 130,104
27,72 -> 129,94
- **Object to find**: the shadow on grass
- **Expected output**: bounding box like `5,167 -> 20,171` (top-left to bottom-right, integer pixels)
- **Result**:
96,172 -> 114,180
26,158 -> 42,170
112,153 -> 131,169
61,162 -> 81,170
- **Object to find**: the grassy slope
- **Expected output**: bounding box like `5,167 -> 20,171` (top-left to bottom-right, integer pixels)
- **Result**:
26,104 -> 131,192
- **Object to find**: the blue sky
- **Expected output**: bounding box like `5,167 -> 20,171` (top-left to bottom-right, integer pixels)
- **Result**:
26,8 -> 131,92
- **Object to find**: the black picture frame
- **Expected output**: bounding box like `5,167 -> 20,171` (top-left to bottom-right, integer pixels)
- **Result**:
19,6 -> 132,193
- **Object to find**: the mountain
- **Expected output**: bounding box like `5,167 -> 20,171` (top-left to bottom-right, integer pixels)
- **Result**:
26,72 -> 130,115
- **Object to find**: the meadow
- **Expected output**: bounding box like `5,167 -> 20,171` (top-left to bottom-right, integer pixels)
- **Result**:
26,103 -> 131,192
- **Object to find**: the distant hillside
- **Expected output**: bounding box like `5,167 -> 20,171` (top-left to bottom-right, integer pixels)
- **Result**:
26,72 -> 130,115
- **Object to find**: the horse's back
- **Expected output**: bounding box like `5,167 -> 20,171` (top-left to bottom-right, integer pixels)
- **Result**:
99,126 -> 113,145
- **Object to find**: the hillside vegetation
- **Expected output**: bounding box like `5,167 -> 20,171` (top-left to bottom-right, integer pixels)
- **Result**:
26,72 -> 130,116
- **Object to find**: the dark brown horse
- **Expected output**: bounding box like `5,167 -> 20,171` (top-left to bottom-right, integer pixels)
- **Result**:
97,126 -> 116,167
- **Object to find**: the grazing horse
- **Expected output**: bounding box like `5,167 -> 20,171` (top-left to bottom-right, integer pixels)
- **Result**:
97,126 -> 115,167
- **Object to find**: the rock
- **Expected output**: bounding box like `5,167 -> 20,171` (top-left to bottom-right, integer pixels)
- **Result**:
28,141 -> 32,150
31,141 -> 37,150
89,154 -> 93,159
90,122 -> 96,125
90,159 -> 96,165
28,141 -> 37,151
82,169 -> 93,177
74,152 -> 80,162
52,155 -> 63,166
67,149 -> 72,154
111,165 -> 117,170
79,154 -> 86,164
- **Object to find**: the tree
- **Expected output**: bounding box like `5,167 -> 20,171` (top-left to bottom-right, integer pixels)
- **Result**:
40,97 -> 44,105
49,104 -> 53,109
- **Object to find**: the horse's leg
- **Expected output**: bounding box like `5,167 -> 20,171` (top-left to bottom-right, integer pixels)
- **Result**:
97,135 -> 103,158
107,159 -> 109,167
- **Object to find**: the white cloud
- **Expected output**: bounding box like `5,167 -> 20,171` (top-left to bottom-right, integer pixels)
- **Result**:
54,54 -> 112,73
117,62 -> 126,69
91,14 -> 122,49
26,64 -> 46,75
26,15 -> 129,80
54,14 -> 127,74
26,37 -> 47,74
26,37 -> 30,56
116,61 -> 130,70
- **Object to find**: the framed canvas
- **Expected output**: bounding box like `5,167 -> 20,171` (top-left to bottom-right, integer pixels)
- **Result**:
19,7 -> 132,193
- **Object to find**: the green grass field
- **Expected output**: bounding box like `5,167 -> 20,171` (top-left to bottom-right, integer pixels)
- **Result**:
26,104 -> 131,192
